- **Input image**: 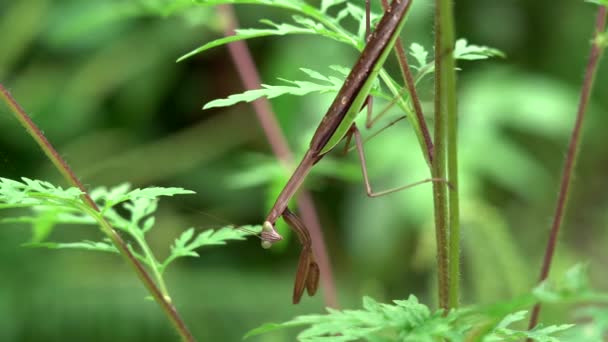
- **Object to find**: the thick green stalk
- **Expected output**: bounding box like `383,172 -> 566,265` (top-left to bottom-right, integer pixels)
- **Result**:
0,84 -> 196,342
433,0 -> 451,311
437,0 -> 460,310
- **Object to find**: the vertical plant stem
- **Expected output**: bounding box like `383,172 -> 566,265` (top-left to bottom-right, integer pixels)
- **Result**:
216,4 -> 339,308
0,84 -> 196,342
436,0 -> 461,310
132,231 -> 171,298
527,5 -> 607,332
433,0 -> 451,311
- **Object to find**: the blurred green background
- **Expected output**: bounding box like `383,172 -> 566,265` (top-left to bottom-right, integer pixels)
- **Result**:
1,0 -> 607,340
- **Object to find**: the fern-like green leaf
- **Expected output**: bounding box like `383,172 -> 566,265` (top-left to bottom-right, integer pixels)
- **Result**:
483,311 -> 573,342
204,67 -> 343,109
246,295 -> 467,341
0,177 -> 83,206
204,66 -> 388,109
409,43 -> 428,70
533,263 -> 608,303
25,240 -> 119,254
178,16 -> 347,62
161,225 -> 262,272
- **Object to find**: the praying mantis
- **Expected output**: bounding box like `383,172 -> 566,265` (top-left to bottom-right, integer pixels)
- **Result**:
255,0 -> 446,303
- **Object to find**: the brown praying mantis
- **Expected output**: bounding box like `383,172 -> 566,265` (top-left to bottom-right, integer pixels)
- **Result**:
255,0 -> 447,304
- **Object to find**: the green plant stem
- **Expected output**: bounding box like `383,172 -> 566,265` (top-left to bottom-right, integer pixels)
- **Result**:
432,0 -> 451,311
132,231 -> 171,298
436,0 -> 460,310
527,5 -> 607,333
0,84 -> 196,342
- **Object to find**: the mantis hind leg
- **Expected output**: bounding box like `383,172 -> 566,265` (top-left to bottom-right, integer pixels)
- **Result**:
351,124 -> 451,198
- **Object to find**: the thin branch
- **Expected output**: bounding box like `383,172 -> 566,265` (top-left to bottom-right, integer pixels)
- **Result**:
379,0 -> 434,164
0,84 -> 196,342
216,4 -> 339,308
527,5 -> 607,332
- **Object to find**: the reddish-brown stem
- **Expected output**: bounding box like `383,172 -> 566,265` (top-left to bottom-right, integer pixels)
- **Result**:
528,6 -> 606,329
216,4 -> 339,308
379,0 -> 434,163
0,84 -> 196,342
527,6 -> 607,332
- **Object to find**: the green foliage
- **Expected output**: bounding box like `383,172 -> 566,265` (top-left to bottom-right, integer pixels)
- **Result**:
453,39 -> 506,61
585,0 -> 608,6
410,39 -> 505,83
161,225 -> 259,273
533,264 -> 608,303
484,311 -> 572,342
245,294 -> 573,342
246,295 -> 466,341
246,264 -> 608,341
200,38 -> 503,111
0,177 -> 261,298
180,0 -> 366,63
203,66 -> 388,109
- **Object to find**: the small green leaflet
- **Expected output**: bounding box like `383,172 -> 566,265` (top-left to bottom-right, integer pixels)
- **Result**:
180,0 -> 370,62
409,43 -> 428,70
484,311 -> 573,342
453,39 -> 506,60
204,67 -> 387,109
161,225 -> 261,272
178,16 -> 349,62
409,39 -> 505,83
0,177 -> 83,206
533,263 -> 608,303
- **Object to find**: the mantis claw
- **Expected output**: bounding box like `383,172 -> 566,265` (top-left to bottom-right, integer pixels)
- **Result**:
260,221 -> 283,248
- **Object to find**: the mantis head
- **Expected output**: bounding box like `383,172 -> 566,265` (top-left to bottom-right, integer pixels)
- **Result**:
261,221 -> 283,249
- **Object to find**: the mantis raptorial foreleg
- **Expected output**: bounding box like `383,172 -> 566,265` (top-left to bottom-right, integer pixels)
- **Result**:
282,208 -> 319,304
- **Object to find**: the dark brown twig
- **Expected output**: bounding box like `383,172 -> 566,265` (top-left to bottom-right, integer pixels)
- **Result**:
527,6 -> 607,333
